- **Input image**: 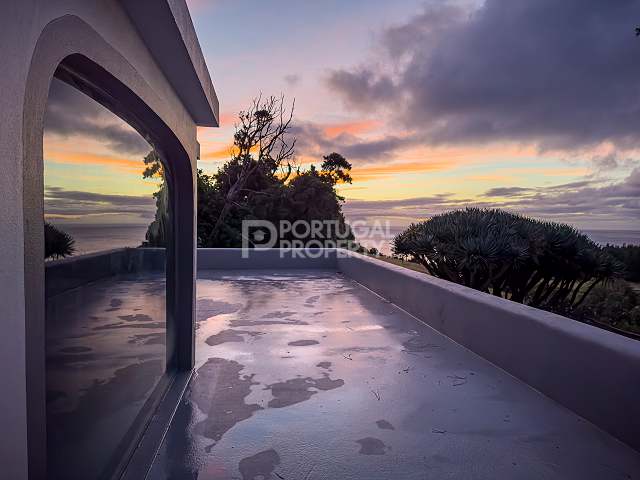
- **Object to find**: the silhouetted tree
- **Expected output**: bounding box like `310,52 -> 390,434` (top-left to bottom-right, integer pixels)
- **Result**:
45,222 -> 75,259
320,152 -> 352,185
393,209 -> 623,310
145,96 -> 355,249
207,95 -> 296,245
142,150 -> 170,247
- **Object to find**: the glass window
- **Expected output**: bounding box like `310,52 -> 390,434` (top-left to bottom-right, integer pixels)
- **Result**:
43,77 -> 171,480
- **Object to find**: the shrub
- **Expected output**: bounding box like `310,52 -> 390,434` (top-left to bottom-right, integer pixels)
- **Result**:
604,244 -> 640,282
393,208 -> 623,310
45,222 -> 75,259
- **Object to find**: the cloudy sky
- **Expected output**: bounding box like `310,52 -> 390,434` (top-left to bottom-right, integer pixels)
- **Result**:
45,0 -> 640,231
44,79 -> 158,225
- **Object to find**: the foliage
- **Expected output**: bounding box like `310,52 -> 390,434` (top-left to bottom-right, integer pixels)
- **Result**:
392,208 -> 624,311
570,281 -> 640,335
196,96 -> 353,247
196,152 -> 354,247
145,96 -> 354,248
207,95 -> 296,244
45,222 -> 75,259
320,152 -> 352,185
604,244 -> 640,282
142,150 -> 170,247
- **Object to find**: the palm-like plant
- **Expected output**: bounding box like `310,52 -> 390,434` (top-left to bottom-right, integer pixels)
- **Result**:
393,208 -> 623,311
45,222 -> 75,259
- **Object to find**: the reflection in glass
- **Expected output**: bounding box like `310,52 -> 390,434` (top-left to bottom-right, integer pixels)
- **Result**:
44,78 -> 169,479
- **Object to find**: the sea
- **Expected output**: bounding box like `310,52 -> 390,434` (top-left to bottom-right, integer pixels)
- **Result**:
59,224 -> 150,256
355,226 -> 640,256
59,223 -> 640,257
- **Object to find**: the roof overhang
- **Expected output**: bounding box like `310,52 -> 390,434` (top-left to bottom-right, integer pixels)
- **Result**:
119,0 -> 219,127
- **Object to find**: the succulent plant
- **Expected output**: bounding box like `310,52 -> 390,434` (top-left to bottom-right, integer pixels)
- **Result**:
393,208 -> 623,310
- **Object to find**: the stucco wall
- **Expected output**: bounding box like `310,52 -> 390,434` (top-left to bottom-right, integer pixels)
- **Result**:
336,251 -> 640,453
0,3 -> 202,477
198,248 -> 338,270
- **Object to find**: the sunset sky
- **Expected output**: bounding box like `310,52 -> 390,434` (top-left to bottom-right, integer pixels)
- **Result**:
45,0 -> 640,231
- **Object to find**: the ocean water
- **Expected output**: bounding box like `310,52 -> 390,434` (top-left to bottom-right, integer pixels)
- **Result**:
59,224 -> 149,256
55,223 -> 640,257
355,227 -> 640,256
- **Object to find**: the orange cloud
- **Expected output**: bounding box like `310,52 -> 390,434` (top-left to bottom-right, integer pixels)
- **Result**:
323,120 -> 380,138
351,160 -> 452,182
498,166 -> 591,177
201,144 -> 235,161
45,151 -> 143,173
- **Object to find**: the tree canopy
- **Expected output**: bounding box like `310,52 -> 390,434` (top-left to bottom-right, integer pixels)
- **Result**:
393,208 -> 623,311
145,96 -> 354,248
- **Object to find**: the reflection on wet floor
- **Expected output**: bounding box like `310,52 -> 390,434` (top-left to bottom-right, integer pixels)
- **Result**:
46,273 -> 166,480
149,270 -> 640,480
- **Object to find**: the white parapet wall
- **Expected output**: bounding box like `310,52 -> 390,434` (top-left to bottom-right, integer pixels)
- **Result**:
198,247 -> 640,452
197,247 -> 338,270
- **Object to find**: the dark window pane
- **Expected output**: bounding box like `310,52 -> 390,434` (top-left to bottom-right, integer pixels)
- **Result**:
44,78 -> 169,480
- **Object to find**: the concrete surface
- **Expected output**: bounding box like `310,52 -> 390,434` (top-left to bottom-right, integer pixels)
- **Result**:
197,248 -> 640,453
149,270 -> 640,479
338,250 -> 640,453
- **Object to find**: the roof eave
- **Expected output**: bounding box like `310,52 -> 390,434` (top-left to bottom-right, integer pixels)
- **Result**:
119,0 -> 219,127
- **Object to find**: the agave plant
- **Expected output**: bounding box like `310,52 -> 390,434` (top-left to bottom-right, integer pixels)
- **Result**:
393,208 -> 622,311
45,222 -> 75,260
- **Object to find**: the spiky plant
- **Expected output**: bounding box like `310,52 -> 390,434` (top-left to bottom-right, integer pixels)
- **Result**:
393,208 -> 623,310
44,222 -> 75,259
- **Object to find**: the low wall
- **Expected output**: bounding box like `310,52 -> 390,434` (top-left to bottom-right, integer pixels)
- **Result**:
197,248 -> 338,270
337,250 -> 640,453
45,248 -> 166,297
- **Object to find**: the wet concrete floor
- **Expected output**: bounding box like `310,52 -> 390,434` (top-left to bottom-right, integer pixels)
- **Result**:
149,270 -> 640,480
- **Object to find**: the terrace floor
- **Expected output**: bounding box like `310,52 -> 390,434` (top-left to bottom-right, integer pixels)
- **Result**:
149,269 -> 640,480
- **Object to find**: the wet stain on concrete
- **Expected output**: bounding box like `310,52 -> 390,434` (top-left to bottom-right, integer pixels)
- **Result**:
118,313 -> 153,323
402,337 -> 442,353
47,352 -> 101,366
305,295 -> 320,306
192,358 -> 262,443
93,321 -> 165,331
261,310 -> 296,319
376,419 -> 395,430
205,329 -> 263,347
327,346 -> 390,355
197,299 -> 243,322
230,318 -> 309,327
356,437 -> 389,455
238,449 -> 280,480
288,339 -> 319,347
58,346 -> 92,354
316,361 -> 332,370
127,332 -> 166,346
266,374 -> 345,408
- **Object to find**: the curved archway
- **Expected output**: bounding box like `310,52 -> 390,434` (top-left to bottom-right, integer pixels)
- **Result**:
23,15 -> 196,478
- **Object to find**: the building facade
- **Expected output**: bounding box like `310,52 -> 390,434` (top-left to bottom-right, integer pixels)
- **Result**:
0,1 -> 218,478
